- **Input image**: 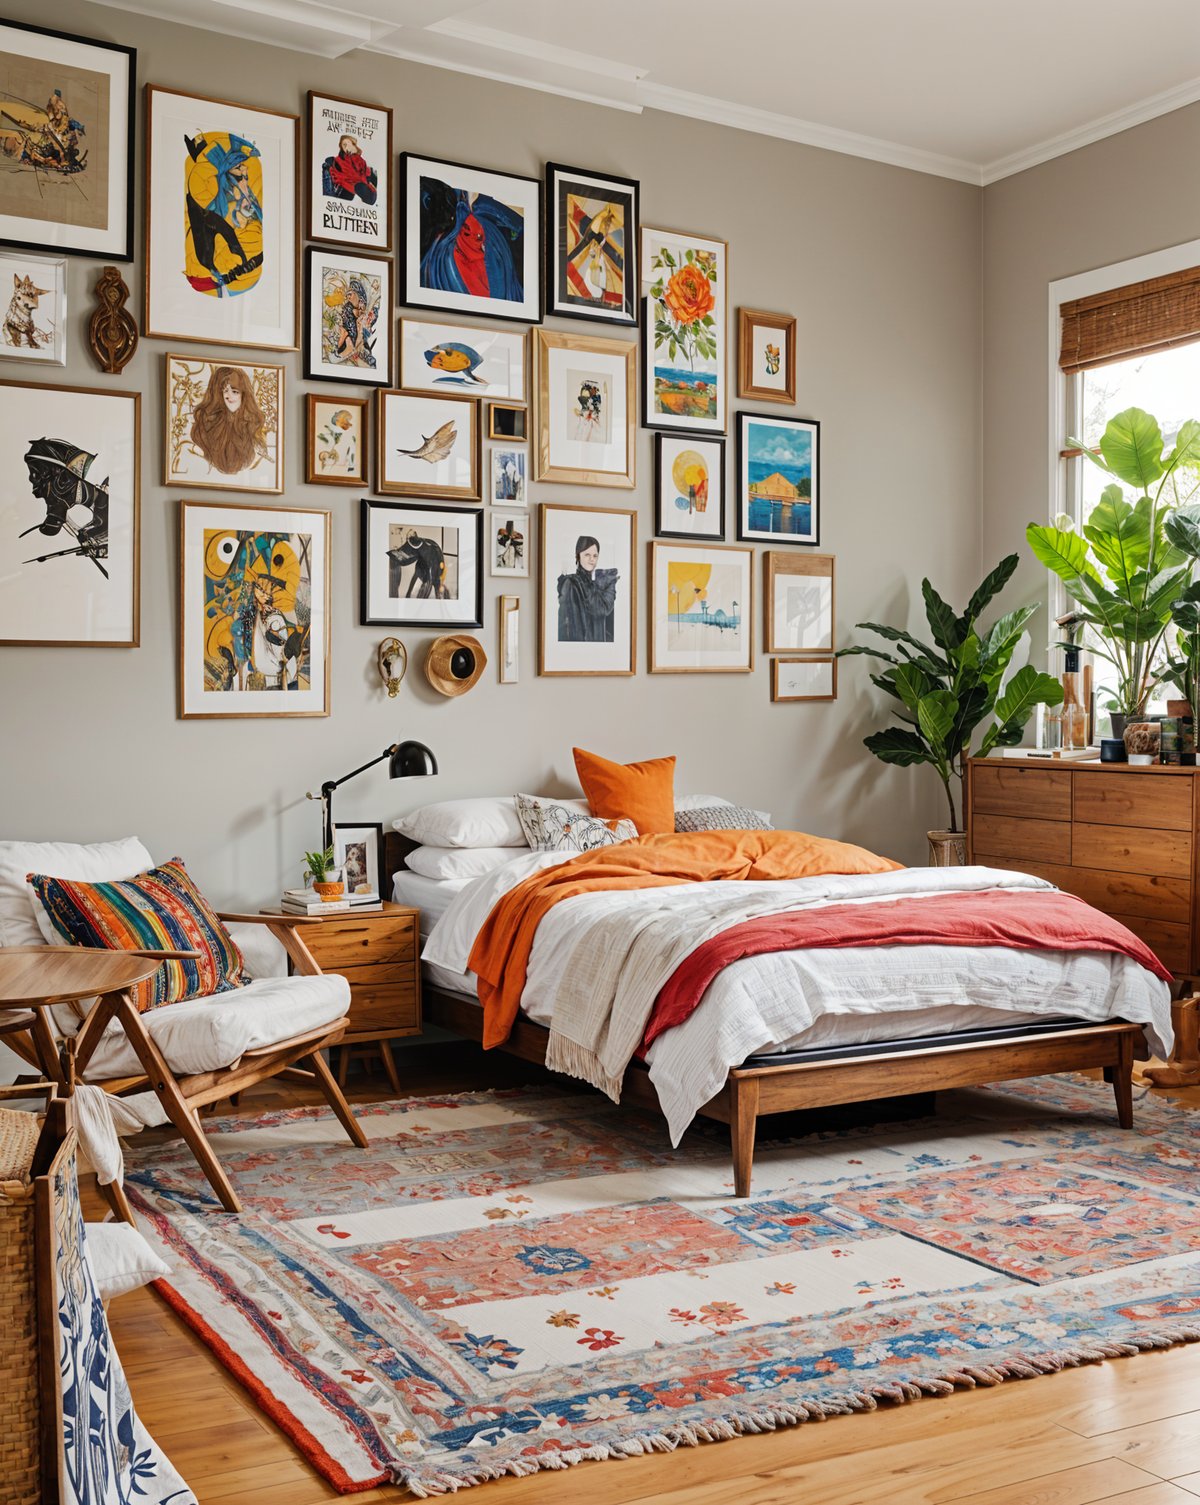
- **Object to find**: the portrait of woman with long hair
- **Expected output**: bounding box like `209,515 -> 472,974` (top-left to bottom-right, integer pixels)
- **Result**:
189,364 -> 269,478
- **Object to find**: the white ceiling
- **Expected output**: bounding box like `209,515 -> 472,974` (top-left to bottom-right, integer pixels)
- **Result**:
94,0 -> 1200,183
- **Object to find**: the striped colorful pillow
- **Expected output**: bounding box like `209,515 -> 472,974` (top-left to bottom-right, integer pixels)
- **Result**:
28,859 -> 245,1012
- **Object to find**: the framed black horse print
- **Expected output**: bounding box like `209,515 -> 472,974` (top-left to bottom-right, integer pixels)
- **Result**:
360,497 -> 483,630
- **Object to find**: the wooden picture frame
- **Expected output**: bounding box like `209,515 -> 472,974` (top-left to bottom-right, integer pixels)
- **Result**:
649,539 -> 753,674
360,496 -> 483,629
0,378 -> 140,647
764,550 -> 834,654
303,246 -> 392,385
399,316 -> 527,401
333,821 -> 383,895
737,410 -> 820,545
306,392 -> 367,486
178,499 -> 331,718
488,401 -> 527,440
539,501 -> 636,677
545,161 -> 639,327
144,85 -> 299,351
534,327 -> 636,488
738,307 -> 796,404
772,656 -> 837,702
306,90 -> 393,252
641,225 -> 727,434
499,594 -> 520,683
0,20 -> 135,261
375,388 -> 480,500
654,432 -> 726,540
164,352 -> 285,493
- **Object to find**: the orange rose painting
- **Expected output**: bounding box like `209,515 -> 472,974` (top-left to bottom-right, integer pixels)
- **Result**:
645,229 -> 725,431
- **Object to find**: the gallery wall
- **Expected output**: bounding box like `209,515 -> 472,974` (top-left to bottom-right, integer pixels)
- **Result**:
0,0 -> 983,905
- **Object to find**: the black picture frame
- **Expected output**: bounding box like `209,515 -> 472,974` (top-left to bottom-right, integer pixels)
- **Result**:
398,151 -> 543,326
653,432 -> 726,540
332,820 -> 384,897
303,245 -> 393,386
360,496 -> 484,628
544,161 -> 639,328
0,20 -> 136,261
736,410 -> 820,547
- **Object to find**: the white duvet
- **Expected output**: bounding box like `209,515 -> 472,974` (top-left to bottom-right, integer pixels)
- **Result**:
422,856 -> 1174,1143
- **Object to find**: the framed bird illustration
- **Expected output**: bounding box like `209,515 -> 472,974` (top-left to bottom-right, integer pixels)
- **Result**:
375,388 -> 479,500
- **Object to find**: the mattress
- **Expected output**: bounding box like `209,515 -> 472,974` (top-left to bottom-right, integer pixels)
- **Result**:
392,869 -> 468,938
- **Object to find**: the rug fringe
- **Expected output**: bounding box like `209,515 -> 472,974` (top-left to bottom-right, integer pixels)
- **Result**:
395,1323 -> 1200,1495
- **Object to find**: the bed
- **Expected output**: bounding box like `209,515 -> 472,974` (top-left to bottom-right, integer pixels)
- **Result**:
386,829 -> 1171,1196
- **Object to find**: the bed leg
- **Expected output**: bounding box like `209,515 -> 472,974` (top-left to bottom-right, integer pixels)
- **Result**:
731,1077 -> 759,1198
1113,1032 -> 1134,1130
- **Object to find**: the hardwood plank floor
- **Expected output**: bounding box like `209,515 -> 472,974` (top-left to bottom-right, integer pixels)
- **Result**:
89,1045 -> 1200,1505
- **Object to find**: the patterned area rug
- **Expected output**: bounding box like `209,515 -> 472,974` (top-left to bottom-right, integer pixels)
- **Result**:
126,1078 -> 1200,1496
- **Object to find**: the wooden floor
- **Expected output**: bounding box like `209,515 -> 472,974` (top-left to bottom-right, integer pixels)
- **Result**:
89,1045 -> 1200,1505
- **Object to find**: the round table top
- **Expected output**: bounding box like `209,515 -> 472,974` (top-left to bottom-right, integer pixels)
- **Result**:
0,946 -> 163,1006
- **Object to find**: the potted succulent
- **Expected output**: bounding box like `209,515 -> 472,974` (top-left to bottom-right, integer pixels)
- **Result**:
839,554 -> 1062,864
1027,407 -> 1198,737
303,845 -> 343,901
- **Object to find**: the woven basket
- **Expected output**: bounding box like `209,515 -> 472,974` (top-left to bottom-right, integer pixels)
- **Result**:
0,1107 -> 42,1505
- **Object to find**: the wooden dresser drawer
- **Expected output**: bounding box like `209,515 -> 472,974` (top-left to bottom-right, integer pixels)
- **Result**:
971,812 -> 1071,865
1071,822 -> 1193,879
1073,772 -> 1192,831
971,763 -> 1071,821
1109,913 -> 1191,974
977,857 -> 1192,925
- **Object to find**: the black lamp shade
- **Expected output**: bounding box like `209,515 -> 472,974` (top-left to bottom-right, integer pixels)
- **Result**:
389,739 -> 438,779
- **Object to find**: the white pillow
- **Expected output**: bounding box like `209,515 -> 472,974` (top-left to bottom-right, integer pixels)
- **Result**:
674,795 -> 735,812
84,1221 -> 170,1301
405,845 -> 521,882
0,837 -> 154,948
393,797 -> 527,849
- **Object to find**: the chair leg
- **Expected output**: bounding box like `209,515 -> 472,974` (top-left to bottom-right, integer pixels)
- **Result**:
731,1076 -> 759,1198
305,1049 -> 369,1149
337,1045 -> 350,1088
378,1038 -> 402,1096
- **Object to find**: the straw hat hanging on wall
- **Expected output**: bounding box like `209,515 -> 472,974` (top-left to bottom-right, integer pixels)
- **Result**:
425,634 -> 487,697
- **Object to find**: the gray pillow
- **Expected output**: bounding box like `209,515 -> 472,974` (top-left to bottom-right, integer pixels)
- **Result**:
674,805 -> 774,833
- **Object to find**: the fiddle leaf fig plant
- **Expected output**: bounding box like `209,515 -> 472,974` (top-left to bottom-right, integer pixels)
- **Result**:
838,554 -> 1062,833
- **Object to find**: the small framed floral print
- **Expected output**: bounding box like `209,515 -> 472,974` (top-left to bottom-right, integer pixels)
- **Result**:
306,393 -> 366,486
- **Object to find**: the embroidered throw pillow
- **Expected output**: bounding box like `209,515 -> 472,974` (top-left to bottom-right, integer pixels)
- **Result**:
674,805 -> 774,832
28,859 -> 245,1012
514,794 -> 637,855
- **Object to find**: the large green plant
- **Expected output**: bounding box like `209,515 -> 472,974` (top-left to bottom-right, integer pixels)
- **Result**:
1162,504 -> 1200,739
1027,408 -> 1200,717
838,555 -> 1062,832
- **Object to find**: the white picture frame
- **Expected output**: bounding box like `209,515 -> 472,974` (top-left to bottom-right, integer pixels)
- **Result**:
490,446 -> 527,505
641,226 -> 727,435
489,507 -> 529,578
0,253 -> 67,366
399,317 -> 527,400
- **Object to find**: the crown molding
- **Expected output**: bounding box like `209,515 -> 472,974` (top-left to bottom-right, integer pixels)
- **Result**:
87,0 -> 381,57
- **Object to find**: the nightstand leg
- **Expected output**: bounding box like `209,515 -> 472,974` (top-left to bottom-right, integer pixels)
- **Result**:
1143,994 -> 1200,1088
378,1039 -> 402,1096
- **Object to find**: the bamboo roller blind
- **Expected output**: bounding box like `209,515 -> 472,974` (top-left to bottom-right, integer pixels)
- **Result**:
1059,265 -> 1200,372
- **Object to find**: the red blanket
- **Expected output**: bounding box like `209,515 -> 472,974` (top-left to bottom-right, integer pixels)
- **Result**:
641,887 -> 1172,1052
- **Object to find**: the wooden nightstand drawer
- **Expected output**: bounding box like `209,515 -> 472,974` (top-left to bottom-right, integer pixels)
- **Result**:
347,982 -> 420,1034
307,917 -> 416,970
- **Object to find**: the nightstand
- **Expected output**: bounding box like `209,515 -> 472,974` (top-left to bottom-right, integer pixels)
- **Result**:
261,901 -> 421,1093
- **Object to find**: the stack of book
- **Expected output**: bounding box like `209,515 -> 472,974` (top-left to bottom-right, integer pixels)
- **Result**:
279,888 -> 384,915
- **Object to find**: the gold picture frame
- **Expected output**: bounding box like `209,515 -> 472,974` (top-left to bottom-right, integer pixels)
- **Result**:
534,328 -> 636,488
499,594 -> 520,683
764,550 -> 835,655
538,501 -> 636,676
772,657 -> 837,702
375,388 -> 480,500
163,353 -> 285,494
306,393 -> 367,486
738,307 -> 797,404
488,401 -> 527,440
649,539 -> 753,674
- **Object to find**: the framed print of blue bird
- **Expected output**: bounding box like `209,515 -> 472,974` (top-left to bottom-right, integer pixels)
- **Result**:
399,317 -> 527,401
545,162 -> 638,327
400,152 -> 542,325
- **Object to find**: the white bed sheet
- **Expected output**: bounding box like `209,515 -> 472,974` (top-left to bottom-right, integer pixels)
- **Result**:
392,869 -> 468,938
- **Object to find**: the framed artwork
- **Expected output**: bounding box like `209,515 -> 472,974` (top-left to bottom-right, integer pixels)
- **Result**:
772,657 -> 837,702
145,86 -> 298,350
737,411 -> 820,545
490,446 -> 527,505
488,401 -> 527,440
545,161 -> 638,326
306,91 -> 392,252
0,379 -> 139,646
376,389 -> 479,499
0,252 -> 67,365
178,499 -> 330,718
649,540 -> 753,674
499,594 -> 519,684
361,497 -> 483,628
738,307 -> 796,404
765,550 -> 834,654
399,152 -> 541,325
164,353 -> 284,493
641,226 -> 727,434
306,393 -> 366,486
0,21 -> 134,260
304,246 -> 391,384
399,317 -> 526,400
333,821 -> 383,895
654,433 -> 725,540
489,508 -> 528,577
534,328 -> 635,488
539,502 -> 635,676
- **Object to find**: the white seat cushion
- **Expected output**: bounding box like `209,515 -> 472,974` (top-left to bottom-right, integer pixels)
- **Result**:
82,972 -> 351,1079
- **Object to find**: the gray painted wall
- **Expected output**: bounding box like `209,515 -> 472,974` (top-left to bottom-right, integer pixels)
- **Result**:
0,0 -> 982,905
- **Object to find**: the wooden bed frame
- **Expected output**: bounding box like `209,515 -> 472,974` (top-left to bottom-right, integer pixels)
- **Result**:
386,834 -> 1144,1197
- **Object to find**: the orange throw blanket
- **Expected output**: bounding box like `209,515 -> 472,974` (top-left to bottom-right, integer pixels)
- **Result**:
467,830 -> 902,1047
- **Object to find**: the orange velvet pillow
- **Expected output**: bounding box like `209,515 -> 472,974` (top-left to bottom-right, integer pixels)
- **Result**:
573,748 -> 676,834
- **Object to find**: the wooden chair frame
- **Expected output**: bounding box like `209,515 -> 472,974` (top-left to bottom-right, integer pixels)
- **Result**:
4,915 -> 368,1216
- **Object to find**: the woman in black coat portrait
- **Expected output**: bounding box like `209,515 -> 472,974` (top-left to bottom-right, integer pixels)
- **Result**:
557,534 -> 618,643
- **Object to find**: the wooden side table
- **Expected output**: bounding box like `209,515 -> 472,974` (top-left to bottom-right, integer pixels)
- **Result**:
261,902 -> 421,1093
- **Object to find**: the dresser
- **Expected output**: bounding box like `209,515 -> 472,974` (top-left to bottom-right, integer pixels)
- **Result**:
966,756 -> 1199,1084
